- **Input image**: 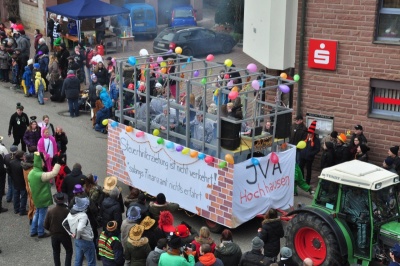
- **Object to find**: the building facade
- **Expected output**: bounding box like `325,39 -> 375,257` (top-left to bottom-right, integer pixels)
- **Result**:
296,0 -> 400,163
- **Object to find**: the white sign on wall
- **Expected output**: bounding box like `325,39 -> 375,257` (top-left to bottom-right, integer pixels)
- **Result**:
119,131 -> 215,213
232,147 -> 296,225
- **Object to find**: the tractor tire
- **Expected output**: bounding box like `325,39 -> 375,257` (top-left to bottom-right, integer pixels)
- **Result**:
203,218 -> 224,233
286,212 -> 347,266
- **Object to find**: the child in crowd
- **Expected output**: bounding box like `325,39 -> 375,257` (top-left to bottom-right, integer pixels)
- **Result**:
11,55 -> 19,86
0,44 -> 10,82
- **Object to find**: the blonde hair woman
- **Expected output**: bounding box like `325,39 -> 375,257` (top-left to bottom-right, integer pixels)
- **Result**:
48,55 -> 60,84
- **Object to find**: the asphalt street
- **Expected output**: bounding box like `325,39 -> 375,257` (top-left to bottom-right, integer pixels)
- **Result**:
0,19 -> 313,266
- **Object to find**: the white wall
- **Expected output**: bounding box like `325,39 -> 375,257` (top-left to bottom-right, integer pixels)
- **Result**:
243,0 -> 298,70
19,0 -> 46,33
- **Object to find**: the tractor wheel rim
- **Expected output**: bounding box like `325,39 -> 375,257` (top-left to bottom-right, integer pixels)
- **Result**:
294,227 -> 327,265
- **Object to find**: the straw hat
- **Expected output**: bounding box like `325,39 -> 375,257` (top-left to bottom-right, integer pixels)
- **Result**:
129,224 -> 144,241
140,216 -> 156,230
103,176 -> 118,193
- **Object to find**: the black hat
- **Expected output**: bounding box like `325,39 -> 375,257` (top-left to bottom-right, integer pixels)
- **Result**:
168,234 -> 182,249
30,116 -> 37,121
156,193 -> 166,205
390,146 -> 399,156
16,102 -> 24,110
294,115 -> 303,121
60,43 -> 66,49
354,125 -> 363,130
53,193 -> 67,204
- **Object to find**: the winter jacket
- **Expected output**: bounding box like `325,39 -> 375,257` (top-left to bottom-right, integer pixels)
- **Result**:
289,122 -> 308,145
120,219 -> 136,251
356,153 -> 369,162
191,237 -> 216,259
320,142 -> 335,169
239,250 -> 271,266
334,143 -> 350,165
257,217 -> 284,258
37,128 -> 58,161
55,132 -> 68,153
61,73 -> 80,100
34,74 -> 47,93
48,60 -> 60,83
37,42 -> 49,55
149,201 -> 179,221
109,81 -> 119,101
34,33 -> 43,52
299,134 -> 321,161
0,49 -> 9,69
98,231 -> 125,266
88,81 -> 100,107
22,66 -> 32,88
101,196 -> 123,232
61,167 -> 87,201
16,35 -> 30,57
96,106 -> 111,128
38,54 -> 49,75
190,118 -> 214,150
28,153 -> 61,208
215,241 -> 242,266
158,249 -> 195,266
23,128 -> 42,148
44,203 -> 70,237
8,112 -> 29,137
10,157 -> 25,190
56,48 -> 70,78
277,258 -> 298,266
50,79 -> 65,102
195,253 -> 224,266
62,208 -> 94,241
146,247 -> 166,266
95,66 -> 108,86
100,88 -> 113,109
124,237 -> 151,266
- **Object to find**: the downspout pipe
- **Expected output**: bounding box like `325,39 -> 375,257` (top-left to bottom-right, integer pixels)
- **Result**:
297,0 -> 307,116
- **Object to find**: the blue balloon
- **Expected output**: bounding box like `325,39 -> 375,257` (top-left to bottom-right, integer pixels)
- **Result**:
251,158 -> 259,166
111,121 -> 118,128
187,57 -> 191,63
128,56 -> 136,66
182,64 -> 186,69
198,153 -> 206,160
166,142 -> 174,149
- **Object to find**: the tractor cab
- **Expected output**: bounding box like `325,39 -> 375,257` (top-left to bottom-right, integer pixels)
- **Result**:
287,160 -> 400,265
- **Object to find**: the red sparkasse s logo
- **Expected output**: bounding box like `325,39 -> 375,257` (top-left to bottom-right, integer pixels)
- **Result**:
308,39 -> 338,70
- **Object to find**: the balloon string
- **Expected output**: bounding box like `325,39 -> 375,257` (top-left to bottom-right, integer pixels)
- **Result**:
124,132 -> 200,165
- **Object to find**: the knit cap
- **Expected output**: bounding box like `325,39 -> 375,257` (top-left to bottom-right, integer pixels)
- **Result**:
307,120 -> 317,134
252,236 -> 264,250
280,247 -> 293,258
390,146 -> 399,156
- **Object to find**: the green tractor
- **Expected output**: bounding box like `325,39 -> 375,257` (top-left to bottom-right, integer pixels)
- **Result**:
286,160 -> 400,266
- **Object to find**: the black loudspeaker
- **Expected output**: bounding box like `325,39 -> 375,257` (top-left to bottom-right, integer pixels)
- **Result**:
270,109 -> 292,139
220,120 -> 241,150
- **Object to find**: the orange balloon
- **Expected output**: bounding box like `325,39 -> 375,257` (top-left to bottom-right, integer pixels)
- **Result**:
126,126 -> 133,132
225,154 -> 234,164
161,68 -> 167,74
280,73 -> 287,79
190,151 -> 198,158
231,86 -> 239,92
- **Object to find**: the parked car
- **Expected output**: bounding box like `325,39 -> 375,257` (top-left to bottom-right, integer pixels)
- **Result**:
153,27 -> 237,56
168,5 -> 197,27
117,3 -> 157,38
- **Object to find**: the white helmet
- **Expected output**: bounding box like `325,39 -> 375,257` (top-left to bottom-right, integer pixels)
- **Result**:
139,49 -> 149,56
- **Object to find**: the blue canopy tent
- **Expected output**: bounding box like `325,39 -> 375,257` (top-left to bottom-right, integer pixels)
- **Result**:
46,0 -> 130,41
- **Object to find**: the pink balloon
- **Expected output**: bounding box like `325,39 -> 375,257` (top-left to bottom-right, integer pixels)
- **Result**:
157,56 -> 163,63
206,54 -> 214,61
247,63 -> 257,73
279,84 -> 290,94
228,91 -> 238,100
227,80 -> 234,88
136,131 -> 144,137
224,74 -> 230,80
205,156 -> 214,164
252,80 -> 260,90
270,152 -> 279,164
193,70 -> 200,77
